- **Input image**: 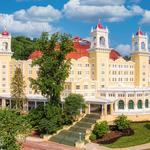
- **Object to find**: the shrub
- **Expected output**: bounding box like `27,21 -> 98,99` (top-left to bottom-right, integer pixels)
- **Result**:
28,103 -> 63,135
89,133 -> 97,141
64,93 -> 86,119
114,115 -> 131,131
93,121 -> 109,138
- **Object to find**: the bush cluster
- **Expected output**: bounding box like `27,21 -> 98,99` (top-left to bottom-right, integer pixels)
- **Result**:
90,121 -> 109,141
114,115 -> 131,131
90,115 -> 131,142
28,93 -> 86,135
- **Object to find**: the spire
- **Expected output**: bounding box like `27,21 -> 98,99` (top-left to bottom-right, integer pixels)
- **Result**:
136,26 -> 143,36
96,18 -> 103,29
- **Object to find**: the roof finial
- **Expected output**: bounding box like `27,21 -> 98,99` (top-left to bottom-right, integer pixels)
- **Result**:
138,26 -> 141,32
4,25 -> 7,31
98,17 -> 101,23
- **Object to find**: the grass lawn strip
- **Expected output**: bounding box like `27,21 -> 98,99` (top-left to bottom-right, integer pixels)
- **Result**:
104,122 -> 150,148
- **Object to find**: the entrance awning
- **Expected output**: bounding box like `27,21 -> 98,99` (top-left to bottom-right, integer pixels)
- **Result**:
85,96 -> 115,104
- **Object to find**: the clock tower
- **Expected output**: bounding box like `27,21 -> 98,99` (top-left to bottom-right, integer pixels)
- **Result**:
89,21 -> 110,88
131,28 -> 149,87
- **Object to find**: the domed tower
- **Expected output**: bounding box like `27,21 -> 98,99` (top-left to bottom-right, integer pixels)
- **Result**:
90,22 -> 109,50
132,28 -> 148,53
89,21 -> 110,88
0,27 -> 13,60
131,28 -> 149,87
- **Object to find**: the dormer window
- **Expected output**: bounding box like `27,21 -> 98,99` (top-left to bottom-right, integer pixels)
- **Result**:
99,36 -> 105,46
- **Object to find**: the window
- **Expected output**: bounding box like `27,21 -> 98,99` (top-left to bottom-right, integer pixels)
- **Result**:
141,42 -> 145,50
2,42 -> 8,50
118,100 -> 124,110
2,65 -> 6,68
84,85 -> 88,89
76,85 -> 80,90
128,100 -> 134,109
85,64 -> 89,67
2,78 -> 6,81
29,70 -> 32,74
91,85 -> 95,89
145,99 -> 149,108
2,84 -> 5,87
138,100 -> 142,109
78,64 -> 82,67
78,71 -> 82,75
99,36 -> 105,46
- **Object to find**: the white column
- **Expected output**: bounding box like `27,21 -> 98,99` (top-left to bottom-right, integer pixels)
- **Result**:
2,98 -> 6,108
101,104 -> 104,116
143,91 -> 145,109
135,92 -> 138,110
125,92 -> 128,111
35,101 -> 37,109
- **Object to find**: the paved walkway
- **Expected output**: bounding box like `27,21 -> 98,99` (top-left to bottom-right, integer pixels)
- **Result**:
86,143 -> 150,150
22,136 -> 150,150
22,137 -> 78,150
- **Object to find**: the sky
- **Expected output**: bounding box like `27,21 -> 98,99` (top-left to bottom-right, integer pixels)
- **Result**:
0,0 -> 150,55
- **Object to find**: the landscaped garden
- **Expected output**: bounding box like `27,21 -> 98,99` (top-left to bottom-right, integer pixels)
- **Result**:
90,115 -> 150,148
105,122 -> 150,148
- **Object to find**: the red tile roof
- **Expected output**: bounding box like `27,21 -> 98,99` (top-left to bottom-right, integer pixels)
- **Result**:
28,37 -> 121,61
28,50 -> 42,60
109,49 -> 121,61
28,37 -> 90,60
66,37 -> 90,59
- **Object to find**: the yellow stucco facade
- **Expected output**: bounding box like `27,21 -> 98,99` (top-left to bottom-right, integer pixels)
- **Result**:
0,23 -> 150,120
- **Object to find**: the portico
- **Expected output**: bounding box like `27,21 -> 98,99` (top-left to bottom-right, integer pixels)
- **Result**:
85,97 -> 114,117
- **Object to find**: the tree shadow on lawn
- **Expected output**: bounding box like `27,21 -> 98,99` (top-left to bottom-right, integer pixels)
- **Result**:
144,124 -> 150,130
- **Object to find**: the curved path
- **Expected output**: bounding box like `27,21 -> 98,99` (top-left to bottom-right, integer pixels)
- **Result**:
86,143 -> 150,150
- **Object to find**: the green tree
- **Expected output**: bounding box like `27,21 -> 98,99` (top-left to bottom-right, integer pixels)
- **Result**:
28,103 -> 63,135
114,115 -> 131,131
11,67 -> 27,111
30,32 -> 74,104
64,93 -> 86,119
93,121 -> 109,138
0,109 -> 31,150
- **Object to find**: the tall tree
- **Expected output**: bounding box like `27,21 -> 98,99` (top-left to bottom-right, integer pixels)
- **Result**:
30,32 -> 74,104
11,67 -> 27,111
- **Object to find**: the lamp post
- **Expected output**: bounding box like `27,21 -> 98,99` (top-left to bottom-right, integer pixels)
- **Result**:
79,132 -> 82,141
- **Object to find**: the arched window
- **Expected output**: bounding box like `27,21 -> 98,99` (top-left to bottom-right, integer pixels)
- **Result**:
138,100 -> 142,109
2,42 -> 8,51
118,100 -> 124,109
145,99 -> 149,108
141,42 -> 145,50
128,100 -> 134,109
99,36 -> 105,46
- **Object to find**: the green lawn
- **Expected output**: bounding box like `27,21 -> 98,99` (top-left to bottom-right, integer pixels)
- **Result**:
103,122 -> 150,148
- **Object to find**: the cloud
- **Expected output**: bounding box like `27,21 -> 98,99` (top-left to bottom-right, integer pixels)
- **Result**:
0,5 -> 61,37
116,44 -> 131,56
63,0 -> 144,22
14,5 -> 61,22
80,0 -> 125,6
140,11 -> 150,24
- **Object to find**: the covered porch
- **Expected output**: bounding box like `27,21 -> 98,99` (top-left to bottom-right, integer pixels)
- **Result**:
0,94 -> 47,111
85,97 -> 114,116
